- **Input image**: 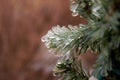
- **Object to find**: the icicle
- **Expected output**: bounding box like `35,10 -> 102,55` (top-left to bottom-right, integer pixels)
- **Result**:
41,36 -> 47,42
70,0 -> 79,16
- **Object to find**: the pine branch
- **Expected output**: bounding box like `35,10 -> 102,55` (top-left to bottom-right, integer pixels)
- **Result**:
41,25 -> 88,56
42,0 -> 120,80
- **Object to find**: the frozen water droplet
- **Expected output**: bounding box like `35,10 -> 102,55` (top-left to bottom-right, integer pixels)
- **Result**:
49,36 -> 55,39
70,1 -> 78,16
89,76 -> 97,80
41,36 -> 46,42
65,42 -> 70,46
56,37 -> 60,41
72,12 -> 78,16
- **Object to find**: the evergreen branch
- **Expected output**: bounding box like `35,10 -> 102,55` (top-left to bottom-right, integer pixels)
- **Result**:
53,51 -> 89,80
41,25 -> 87,56
42,0 -> 120,80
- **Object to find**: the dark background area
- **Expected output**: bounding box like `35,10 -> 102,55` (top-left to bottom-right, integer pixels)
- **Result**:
0,0 -> 86,80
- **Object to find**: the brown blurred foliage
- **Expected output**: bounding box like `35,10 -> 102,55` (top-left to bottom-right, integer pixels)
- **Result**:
0,0 -> 86,80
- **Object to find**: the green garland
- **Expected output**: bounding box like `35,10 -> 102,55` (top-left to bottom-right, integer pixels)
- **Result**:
42,0 -> 120,80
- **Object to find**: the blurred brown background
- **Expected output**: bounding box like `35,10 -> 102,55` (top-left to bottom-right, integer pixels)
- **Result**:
0,0 -> 86,80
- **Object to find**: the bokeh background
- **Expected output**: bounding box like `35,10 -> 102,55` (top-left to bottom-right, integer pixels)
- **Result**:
0,0 -> 86,80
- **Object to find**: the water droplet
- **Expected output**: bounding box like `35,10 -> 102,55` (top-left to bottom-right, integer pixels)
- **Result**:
41,36 -> 46,42
72,12 -> 78,16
